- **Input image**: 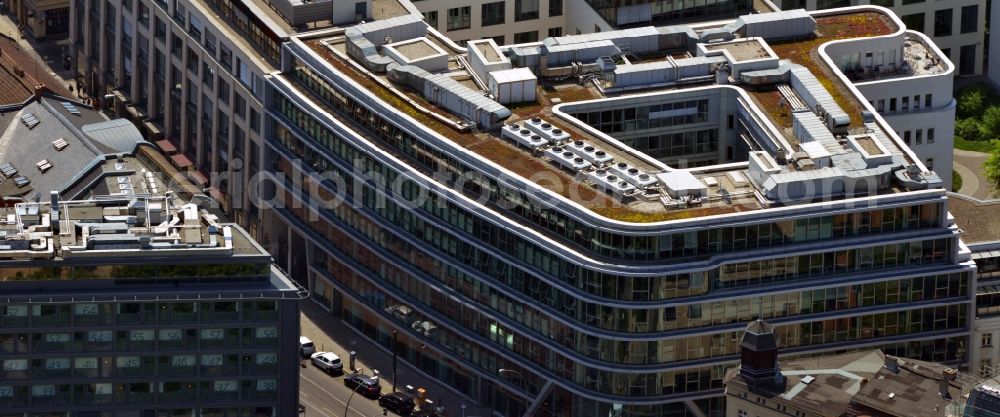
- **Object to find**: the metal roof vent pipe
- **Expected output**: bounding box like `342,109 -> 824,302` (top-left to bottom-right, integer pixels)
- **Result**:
883,355 -> 898,373
49,191 -> 59,234
939,368 -> 957,399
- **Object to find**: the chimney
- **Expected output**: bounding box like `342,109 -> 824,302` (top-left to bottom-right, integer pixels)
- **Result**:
884,355 -> 899,373
738,319 -> 782,387
939,368 -> 957,399
49,191 -> 59,233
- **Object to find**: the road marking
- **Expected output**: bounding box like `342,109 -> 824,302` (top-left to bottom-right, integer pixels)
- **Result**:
300,397 -> 334,417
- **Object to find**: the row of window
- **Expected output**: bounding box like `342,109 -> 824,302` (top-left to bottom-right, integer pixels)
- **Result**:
900,4 -> 979,37
0,352 -> 279,380
0,326 -> 279,354
432,0 -> 563,32
1,407 -> 277,417
333,258 -> 968,397
872,93 -> 932,113
0,380 -> 277,408
586,0 -> 751,26
570,100 -> 711,134
0,301 -> 278,329
899,127 -> 935,147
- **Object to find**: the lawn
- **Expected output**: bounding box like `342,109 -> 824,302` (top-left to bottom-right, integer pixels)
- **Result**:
954,136 -> 997,153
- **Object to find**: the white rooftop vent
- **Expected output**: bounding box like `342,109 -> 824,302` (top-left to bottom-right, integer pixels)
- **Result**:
544,147 -> 592,172
566,140 -> 613,166
502,124 -> 548,149
801,375 -> 815,385
524,118 -> 571,144
587,170 -> 637,194
609,162 -> 658,189
52,138 -> 68,151
36,160 -> 52,173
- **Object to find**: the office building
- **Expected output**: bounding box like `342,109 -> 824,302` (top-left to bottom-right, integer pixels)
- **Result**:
266,5 -> 972,417
0,195 -> 303,416
776,0 -> 986,76
0,90 -> 304,416
72,0 -> 974,415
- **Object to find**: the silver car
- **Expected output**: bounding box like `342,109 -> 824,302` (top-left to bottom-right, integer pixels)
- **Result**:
310,352 -> 343,374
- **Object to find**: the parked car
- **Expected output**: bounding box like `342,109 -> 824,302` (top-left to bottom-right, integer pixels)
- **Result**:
310,352 -> 343,374
299,336 -> 315,358
378,392 -> 415,416
344,373 -> 382,398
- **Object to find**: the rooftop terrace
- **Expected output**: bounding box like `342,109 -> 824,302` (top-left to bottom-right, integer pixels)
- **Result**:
290,6 -> 943,224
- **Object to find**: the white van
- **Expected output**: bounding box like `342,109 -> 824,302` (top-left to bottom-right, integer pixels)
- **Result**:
299,336 -> 316,357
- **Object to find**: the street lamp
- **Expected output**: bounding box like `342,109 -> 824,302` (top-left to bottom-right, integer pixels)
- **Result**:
498,368 -> 528,392
344,374 -> 365,417
391,330 -> 398,392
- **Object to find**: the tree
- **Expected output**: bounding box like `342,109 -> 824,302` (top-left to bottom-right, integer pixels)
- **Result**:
985,140 -> 1000,197
981,107 -> 1000,140
956,117 -> 983,142
958,88 -> 985,118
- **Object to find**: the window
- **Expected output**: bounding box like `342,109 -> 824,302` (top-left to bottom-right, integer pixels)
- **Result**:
960,44 -> 977,75
925,94 -> 932,108
219,45 -> 232,72
928,128 -> 935,144
138,3 -> 149,25
961,5 -> 978,34
515,0 -> 539,21
926,158 -> 933,170
514,31 -> 538,44
877,99 -> 885,112
481,2 -> 504,26
934,9 -> 952,37
915,129 -> 922,145
446,6 -> 471,31
490,35 -> 505,45
902,96 -> 909,111
901,13 -> 924,32
548,27 -> 562,38
154,17 -> 165,41
982,359 -> 993,377
913,95 -> 920,110
902,0 -> 924,4
890,97 -> 897,112
984,333 -> 993,347
249,108 -> 260,134
549,0 -> 562,17
903,131 -> 911,145
422,11 -> 438,30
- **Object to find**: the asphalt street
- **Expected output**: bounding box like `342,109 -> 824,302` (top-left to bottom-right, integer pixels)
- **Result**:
300,362 -> 390,417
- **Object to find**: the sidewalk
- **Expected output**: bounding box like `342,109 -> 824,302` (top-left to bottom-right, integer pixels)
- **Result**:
0,10 -> 74,98
954,148 -> 993,200
299,299 -> 496,417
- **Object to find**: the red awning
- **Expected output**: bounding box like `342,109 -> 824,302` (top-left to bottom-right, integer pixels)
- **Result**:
155,139 -> 178,154
170,153 -> 193,169
189,170 -> 209,186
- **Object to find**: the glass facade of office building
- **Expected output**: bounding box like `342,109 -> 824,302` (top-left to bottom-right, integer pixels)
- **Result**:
258,39 -> 977,417
0,260 -> 302,417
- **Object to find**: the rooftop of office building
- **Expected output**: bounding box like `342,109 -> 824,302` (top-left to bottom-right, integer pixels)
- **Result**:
724,349 -> 976,417
948,193 -> 1000,245
0,194 -> 269,266
285,6 -> 949,223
